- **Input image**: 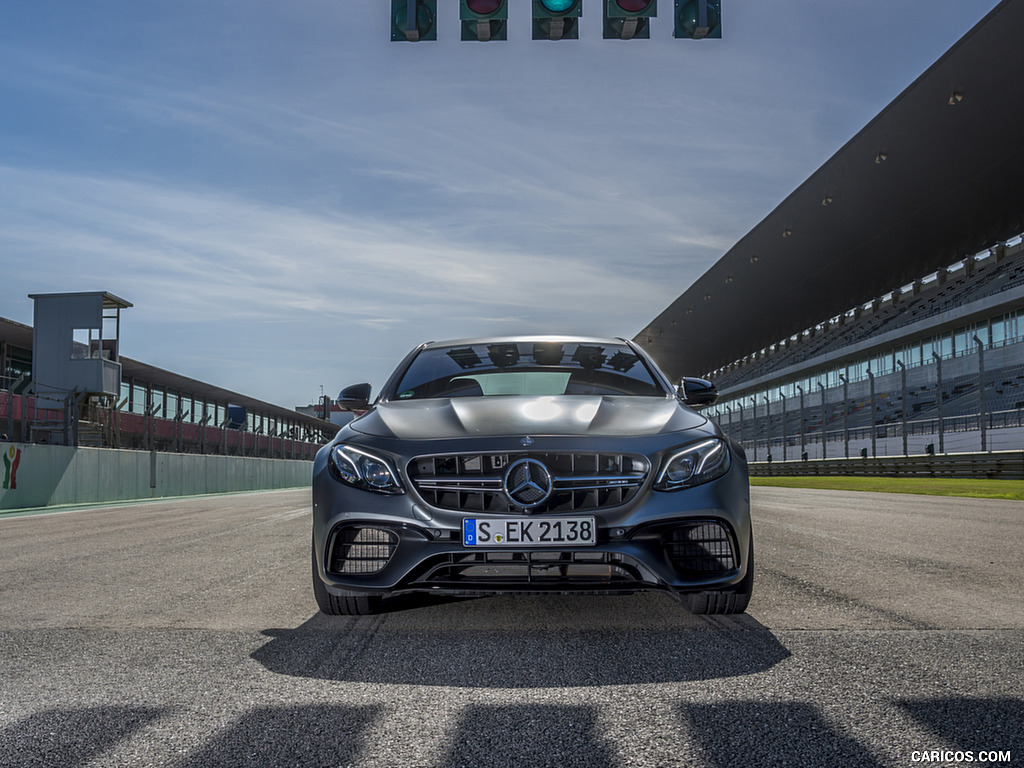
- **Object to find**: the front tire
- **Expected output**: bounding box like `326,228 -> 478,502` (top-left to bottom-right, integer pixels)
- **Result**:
311,535 -> 383,616
682,530 -> 753,615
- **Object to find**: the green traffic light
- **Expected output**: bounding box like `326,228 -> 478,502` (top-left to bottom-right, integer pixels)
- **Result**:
674,0 -> 721,39
542,0 -> 577,11
391,0 -> 437,42
533,0 -> 582,40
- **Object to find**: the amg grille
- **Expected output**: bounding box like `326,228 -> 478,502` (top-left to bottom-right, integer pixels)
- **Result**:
664,522 -> 737,577
328,526 -> 398,575
412,550 -> 645,589
408,451 -> 649,513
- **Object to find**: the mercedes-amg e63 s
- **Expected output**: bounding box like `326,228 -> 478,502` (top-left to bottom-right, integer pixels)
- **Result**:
312,336 -> 752,615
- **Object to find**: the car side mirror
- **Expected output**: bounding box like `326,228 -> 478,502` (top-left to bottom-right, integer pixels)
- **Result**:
678,377 -> 719,406
338,382 -> 372,411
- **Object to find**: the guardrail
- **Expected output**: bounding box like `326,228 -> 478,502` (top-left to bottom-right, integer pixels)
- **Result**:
749,450 -> 1024,480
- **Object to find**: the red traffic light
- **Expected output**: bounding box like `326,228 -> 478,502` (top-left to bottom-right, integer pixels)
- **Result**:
605,0 -> 656,39
462,0 -> 507,40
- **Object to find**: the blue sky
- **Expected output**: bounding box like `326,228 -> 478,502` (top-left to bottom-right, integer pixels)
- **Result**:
0,1 -> 1001,407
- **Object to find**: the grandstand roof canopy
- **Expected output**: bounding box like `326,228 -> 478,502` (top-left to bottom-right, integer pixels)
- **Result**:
27,291 -> 133,310
637,0 -> 1024,382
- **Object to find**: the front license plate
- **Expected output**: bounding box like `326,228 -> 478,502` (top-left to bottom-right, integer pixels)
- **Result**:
463,517 -> 596,547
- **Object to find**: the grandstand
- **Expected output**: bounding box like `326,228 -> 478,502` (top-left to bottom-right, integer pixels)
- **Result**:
1,308 -> 336,459
703,238 -> 1024,460
637,0 -> 1024,467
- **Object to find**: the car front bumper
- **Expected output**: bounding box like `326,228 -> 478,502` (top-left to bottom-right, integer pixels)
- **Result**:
312,436 -> 751,600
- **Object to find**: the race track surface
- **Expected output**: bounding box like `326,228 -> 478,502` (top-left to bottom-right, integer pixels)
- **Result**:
1,486 -> 1021,767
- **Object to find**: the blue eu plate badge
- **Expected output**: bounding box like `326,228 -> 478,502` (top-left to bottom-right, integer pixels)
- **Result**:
463,519 -> 477,546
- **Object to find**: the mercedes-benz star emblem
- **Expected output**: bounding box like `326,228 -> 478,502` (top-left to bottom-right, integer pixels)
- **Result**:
503,458 -> 553,509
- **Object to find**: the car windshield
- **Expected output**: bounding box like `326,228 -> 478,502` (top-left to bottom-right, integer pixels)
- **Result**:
391,341 -> 667,400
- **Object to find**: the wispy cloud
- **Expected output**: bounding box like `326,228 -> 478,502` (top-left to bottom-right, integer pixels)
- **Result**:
2,165 -> 679,307
0,165 -> 684,397
0,1 -> 1001,404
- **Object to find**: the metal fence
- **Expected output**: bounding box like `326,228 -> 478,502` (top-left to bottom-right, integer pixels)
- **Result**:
713,343 -> 1024,463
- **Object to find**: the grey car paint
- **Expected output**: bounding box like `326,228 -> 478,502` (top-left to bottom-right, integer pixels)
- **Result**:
311,336 -> 753,617
349,395 -> 708,440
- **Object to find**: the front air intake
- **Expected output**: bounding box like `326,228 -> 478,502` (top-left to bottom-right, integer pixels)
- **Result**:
410,550 -> 647,591
664,522 -> 736,578
409,451 -> 649,513
328,527 -> 398,575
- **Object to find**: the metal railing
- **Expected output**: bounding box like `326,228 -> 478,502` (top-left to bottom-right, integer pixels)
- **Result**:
734,406 -> 1024,463
1,387 -> 332,460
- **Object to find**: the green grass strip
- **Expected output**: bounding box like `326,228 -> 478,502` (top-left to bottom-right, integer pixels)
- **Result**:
749,475 -> 1024,500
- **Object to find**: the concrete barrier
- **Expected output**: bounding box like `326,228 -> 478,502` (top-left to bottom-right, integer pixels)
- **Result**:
1,442 -> 312,511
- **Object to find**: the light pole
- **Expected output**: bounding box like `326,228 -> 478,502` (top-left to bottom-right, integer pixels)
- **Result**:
896,359 -> 908,457
779,389 -> 787,462
817,381 -> 827,460
932,351 -> 944,454
751,396 -> 758,461
797,384 -> 806,460
839,373 -> 850,459
974,335 -> 987,452
867,368 -> 876,458
738,400 -> 745,455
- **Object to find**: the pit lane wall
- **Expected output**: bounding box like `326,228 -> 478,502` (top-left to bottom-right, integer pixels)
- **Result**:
0,442 -> 312,511
749,450 -> 1024,480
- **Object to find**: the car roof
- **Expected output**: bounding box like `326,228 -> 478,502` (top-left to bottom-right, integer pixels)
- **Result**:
420,335 -> 633,349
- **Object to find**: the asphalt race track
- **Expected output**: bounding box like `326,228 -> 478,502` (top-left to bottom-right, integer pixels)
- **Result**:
1,487 -> 1021,767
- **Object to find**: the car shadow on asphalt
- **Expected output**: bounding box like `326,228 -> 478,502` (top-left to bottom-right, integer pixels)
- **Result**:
0,705 -> 167,768
252,593 -> 791,687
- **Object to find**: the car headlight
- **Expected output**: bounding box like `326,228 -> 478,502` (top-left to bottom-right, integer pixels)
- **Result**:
329,445 -> 404,495
654,438 -> 730,491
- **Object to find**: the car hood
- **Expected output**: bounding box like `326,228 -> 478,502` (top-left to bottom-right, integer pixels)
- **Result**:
348,396 -> 707,440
